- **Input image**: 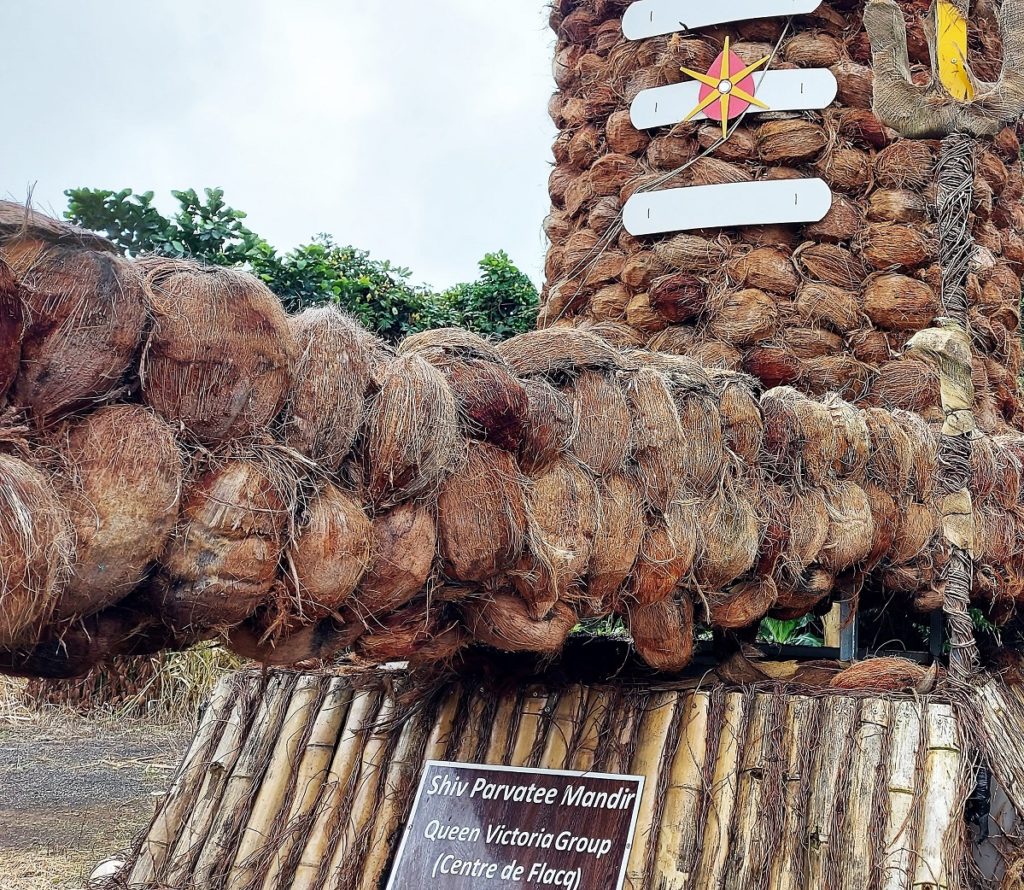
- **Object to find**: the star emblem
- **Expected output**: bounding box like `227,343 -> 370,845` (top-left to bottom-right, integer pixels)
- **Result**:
682,37 -> 771,139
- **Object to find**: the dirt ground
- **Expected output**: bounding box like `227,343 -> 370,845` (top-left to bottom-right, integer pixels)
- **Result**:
0,711 -> 189,890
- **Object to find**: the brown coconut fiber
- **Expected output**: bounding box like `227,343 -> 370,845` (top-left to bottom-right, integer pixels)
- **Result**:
463,592 -> 576,655
444,358 -> 529,452
365,353 -> 463,508
709,577 -> 779,629
141,259 -> 294,445
830,657 -> 929,692
588,473 -> 645,608
0,258 -> 24,403
2,238 -> 147,424
437,442 -> 529,583
356,600 -> 467,665
624,367 -> 685,510
628,501 -> 698,608
627,595 -> 695,671
568,370 -> 632,475
0,454 -> 74,648
283,306 -> 380,472
517,377 -> 576,474
52,405 -> 183,622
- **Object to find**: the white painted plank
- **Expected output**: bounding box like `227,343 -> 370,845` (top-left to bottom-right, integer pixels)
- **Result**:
630,68 -> 838,130
623,178 -> 832,236
623,0 -> 823,41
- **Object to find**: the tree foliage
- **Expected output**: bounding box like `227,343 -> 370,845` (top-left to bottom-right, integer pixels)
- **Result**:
65,187 -> 538,341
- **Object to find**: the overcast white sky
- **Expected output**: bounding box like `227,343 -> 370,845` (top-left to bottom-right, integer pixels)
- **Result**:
2,1 -> 557,288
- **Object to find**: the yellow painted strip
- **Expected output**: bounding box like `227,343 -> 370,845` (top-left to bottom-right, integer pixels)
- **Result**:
936,1 -> 975,101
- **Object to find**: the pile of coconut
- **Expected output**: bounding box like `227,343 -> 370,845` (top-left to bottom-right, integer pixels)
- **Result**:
0,204 -> 1021,678
543,0 -> 1024,432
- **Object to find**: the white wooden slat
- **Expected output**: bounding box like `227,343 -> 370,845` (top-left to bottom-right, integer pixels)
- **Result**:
623,178 -> 833,236
623,0 -> 822,41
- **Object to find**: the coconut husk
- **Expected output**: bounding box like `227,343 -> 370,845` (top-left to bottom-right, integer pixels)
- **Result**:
830,657 -> 929,692
628,501 -> 698,609
832,59 -> 874,109
606,109 -> 649,154
51,406 -> 183,622
709,577 -> 778,629
575,319 -> 644,348
819,482 -> 875,572
858,224 -> 933,271
653,234 -> 728,273
696,125 -> 757,162
825,395 -> 871,480
716,376 -> 764,465
674,392 -> 725,492
624,367 -> 685,510
283,307 -> 379,472
589,283 -> 630,321
0,200 -> 116,253
850,329 -> 895,364
890,501 -> 940,565
744,346 -> 802,388
227,611 -> 363,667
864,407 -> 914,496
814,146 -> 873,194
784,31 -> 844,66
0,454 -> 74,647
648,327 -> 698,356
866,189 -> 930,224
686,340 -> 743,371
694,492 -> 759,590
513,457 -> 599,618
627,595 -> 694,671
978,505 -> 1015,566
352,502 -> 436,618
356,600 -> 467,666
140,258 -> 294,444
725,247 -> 799,296
787,489 -> 831,573
2,238 -> 147,425
156,450 -> 294,633
756,120 -> 828,164
588,473 -> 644,607
828,108 -> 893,150
568,370 -> 632,475
874,141 -> 935,189
861,482 -> 898,567
441,359 -> 529,452
647,134 -> 698,169
708,288 -> 779,346
760,386 -> 803,475
771,567 -> 834,620
289,482 -> 372,620
625,292 -> 667,334
804,197 -> 864,243
796,243 -> 866,289
787,327 -> 845,359
685,157 -> 754,187
365,353 -> 463,508
497,327 -> 621,377
518,377 -> 577,475
621,252 -> 669,290
0,258 -> 24,404
437,442 -> 529,582
800,355 -> 876,399
992,435 -> 1024,511
463,593 -> 576,655
892,410 -> 937,501
869,359 -> 941,413
648,273 -> 707,324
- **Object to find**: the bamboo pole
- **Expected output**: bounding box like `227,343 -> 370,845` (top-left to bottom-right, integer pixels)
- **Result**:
912,704 -> 961,890
625,691 -> 679,890
567,687 -> 614,773
840,698 -> 892,890
162,677 -> 260,887
599,692 -> 642,775
320,694 -> 397,890
803,696 -> 858,888
540,684 -> 585,769
452,687 -> 491,763
653,692 -> 710,890
508,686 -> 551,768
259,678 -> 352,890
423,682 -> 464,762
484,685 -> 521,764
227,675 -> 325,890
128,675 -> 240,886
974,679 -> 1024,815
692,692 -> 747,888
767,696 -> 816,890
880,701 -> 924,890
191,673 -> 297,888
289,688 -> 381,890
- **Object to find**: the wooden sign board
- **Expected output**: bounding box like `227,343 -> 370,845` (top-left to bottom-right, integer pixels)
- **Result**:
630,68 -> 838,130
385,761 -> 644,889
623,178 -> 833,236
623,0 -> 822,40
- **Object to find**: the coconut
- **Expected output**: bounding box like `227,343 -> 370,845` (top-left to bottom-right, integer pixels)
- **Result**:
647,134 -> 698,169
624,367 -> 685,510
697,125 -> 757,162
353,502 -> 436,619
830,657 -> 928,692
0,455 -> 74,647
673,393 -> 725,493
784,32 -> 844,66
829,108 -> 893,149
832,59 -> 874,109
588,473 -> 645,607
140,259 -> 295,444
576,320 -> 644,348
2,238 -> 146,425
440,359 -> 529,452
866,189 -> 930,224
606,109 -> 649,154
850,329 -> 895,364
818,482 -> 875,572
625,292 -> 667,334
796,244 -> 866,289
716,377 -> 764,465
356,601 -> 467,665
621,252 -> 669,290
51,406 -> 182,622
648,274 -> 707,324
289,482 -> 372,620
801,355 -> 876,399
756,120 -> 828,164
0,258 -> 24,404
825,395 -> 871,480
858,224 -> 933,271
568,370 -> 632,475
687,340 -> 743,371
992,436 -> 1024,511
890,501 -> 940,564
589,284 -> 630,321
788,489 -> 830,571
653,234 -> 728,273
438,442 -> 529,583
744,346 -> 802,388
814,147 -> 872,194
628,595 -> 694,671
869,359 -> 941,413
463,593 -> 576,655
512,457 -> 599,617
156,451 -> 293,633
892,410 -> 937,501
795,283 -> 861,334
686,157 -> 753,187
497,327 -> 621,378
864,408 -> 914,496
788,327 -> 844,359
874,141 -> 935,189
282,307 -> 379,472
518,378 -> 576,475
365,353 -> 463,508
709,578 -> 778,629
708,289 -> 779,347
694,493 -> 759,589
725,248 -> 799,297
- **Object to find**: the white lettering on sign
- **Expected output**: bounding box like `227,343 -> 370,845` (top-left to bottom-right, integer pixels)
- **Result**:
623,0 -> 823,41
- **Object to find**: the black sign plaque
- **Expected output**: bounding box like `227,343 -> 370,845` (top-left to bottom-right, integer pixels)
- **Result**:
385,761 -> 644,890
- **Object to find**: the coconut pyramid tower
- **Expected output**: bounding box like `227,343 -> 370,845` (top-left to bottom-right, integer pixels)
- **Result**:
4,0 -> 1024,886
